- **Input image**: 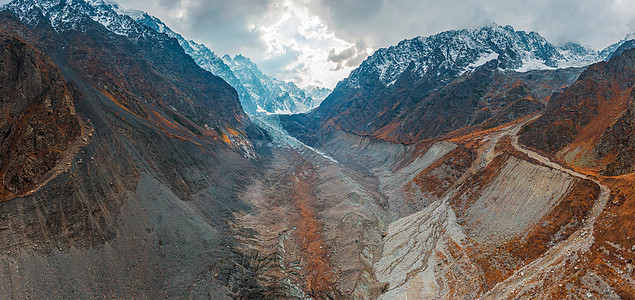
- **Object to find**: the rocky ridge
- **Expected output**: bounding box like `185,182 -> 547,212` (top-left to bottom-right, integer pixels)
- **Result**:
0,30 -> 85,200
120,6 -> 330,115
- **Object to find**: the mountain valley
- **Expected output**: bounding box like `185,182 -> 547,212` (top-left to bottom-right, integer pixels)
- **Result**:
0,0 -> 634,299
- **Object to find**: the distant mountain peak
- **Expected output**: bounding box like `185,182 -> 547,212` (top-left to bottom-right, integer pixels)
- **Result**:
5,0 -> 332,115
6,0 -> 159,39
600,32 -> 635,60
117,7 -> 331,115
347,25 -> 602,90
222,54 -> 329,114
474,19 -> 499,29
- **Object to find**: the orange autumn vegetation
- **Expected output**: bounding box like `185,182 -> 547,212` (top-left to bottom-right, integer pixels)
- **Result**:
290,164 -> 340,298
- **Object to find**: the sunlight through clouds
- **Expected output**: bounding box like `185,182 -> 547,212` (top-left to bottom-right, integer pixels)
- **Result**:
254,0 -> 372,88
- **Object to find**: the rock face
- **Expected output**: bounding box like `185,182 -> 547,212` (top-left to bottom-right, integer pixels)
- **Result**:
0,30 -> 83,200
519,48 -> 635,175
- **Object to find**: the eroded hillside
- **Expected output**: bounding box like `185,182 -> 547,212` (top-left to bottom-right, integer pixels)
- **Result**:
0,0 -> 633,298
273,49 -> 634,298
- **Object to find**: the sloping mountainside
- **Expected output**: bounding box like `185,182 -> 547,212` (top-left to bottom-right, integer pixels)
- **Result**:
519,47 -> 635,175
1,0 -> 634,298
6,0 -> 264,147
134,10 -> 261,115
265,48 -> 633,298
281,25 -> 622,145
283,60 -> 583,146
0,0 -> 271,297
119,7 -> 329,115
0,30 -> 86,200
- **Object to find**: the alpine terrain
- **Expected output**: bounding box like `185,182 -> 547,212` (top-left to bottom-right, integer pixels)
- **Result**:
0,0 -> 633,299
121,6 -> 330,115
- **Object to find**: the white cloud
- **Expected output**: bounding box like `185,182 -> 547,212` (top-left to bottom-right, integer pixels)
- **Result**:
1,0 -> 633,89
307,0 -> 635,50
105,0 -> 369,88
252,0 -> 372,88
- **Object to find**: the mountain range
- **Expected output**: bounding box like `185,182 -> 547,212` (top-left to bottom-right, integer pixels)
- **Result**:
0,0 -> 634,298
282,24 -> 631,144
121,5 -> 330,115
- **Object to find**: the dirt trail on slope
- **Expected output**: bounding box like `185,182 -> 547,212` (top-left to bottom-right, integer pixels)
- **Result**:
481,114 -> 611,299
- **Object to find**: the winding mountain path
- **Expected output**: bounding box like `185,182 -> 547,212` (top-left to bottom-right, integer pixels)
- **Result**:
481,114 -> 611,299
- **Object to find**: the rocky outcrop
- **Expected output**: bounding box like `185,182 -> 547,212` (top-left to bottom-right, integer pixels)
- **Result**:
0,30 -> 83,200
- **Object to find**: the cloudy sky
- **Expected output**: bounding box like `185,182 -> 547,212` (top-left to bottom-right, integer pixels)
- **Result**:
3,0 -> 633,88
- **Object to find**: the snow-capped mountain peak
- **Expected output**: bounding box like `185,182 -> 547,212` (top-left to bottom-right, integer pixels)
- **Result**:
4,0 -> 331,115
346,25 -> 604,89
116,6 -> 332,115
599,33 -> 635,60
222,54 -> 326,114
8,0 -> 118,35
